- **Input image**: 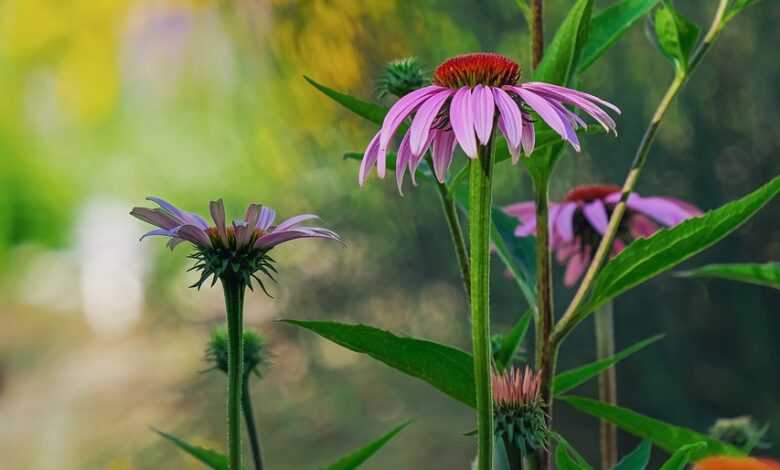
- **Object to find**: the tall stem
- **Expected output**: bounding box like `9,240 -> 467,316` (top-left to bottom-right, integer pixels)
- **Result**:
530,0 -> 544,68
222,276 -> 246,470
434,174 -> 471,299
243,379 -> 265,470
595,301 -> 617,470
469,140 -> 496,470
552,0 -> 730,346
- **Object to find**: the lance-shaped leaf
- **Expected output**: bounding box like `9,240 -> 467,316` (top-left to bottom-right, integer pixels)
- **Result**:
614,441 -> 652,470
651,2 -> 700,73
322,421 -> 411,470
282,320 -> 476,408
659,442 -> 707,470
305,76 -> 388,125
493,310 -> 533,371
556,444 -> 592,470
676,262 -> 780,289
560,396 -> 742,460
553,334 -> 664,396
579,0 -> 660,72
723,0 -> 763,24
155,429 -> 228,470
533,0 -> 594,86
552,432 -> 594,470
580,175 -> 780,319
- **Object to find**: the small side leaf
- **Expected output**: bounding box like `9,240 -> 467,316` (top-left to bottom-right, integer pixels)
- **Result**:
651,2 -> 700,73
676,262 -> 780,289
723,0 -> 762,24
579,0 -> 660,72
554,334 -> 664,396
613,441 -> 652,470
533,0 -> 594,85
305,76 -> 388,125
659,442 -> 708,470
582,175 -> 780,320
493,310 -> 533,371
322,421 -> 411,470
560,396 -> 742,460
282,320 -> 475,408
154,429 -> 228,470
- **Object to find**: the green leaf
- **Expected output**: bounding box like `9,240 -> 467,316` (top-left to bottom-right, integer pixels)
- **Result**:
305,76 -> 388,125
533,0 -> 594,85
652,2 -> 700,73
659,442 -> 707,470
322,421 -> 410,470
676,262 -> 780,289
556,444 -> 591,470
554,334 -> 664,396
493,310 -> 533,371
154,429 -> 228,470
552,432 -> 594,470
613,441 -> 652,470
579,0 -> 660,72
724,0 -> 762,24
282,320 -> 475,407
582,175 -> 780,318
560,396 -> 742,460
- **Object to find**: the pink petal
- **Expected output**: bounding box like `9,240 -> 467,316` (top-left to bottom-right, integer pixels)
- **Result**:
628,213 -> 660,238
257,207 -> 276,230
209,199 -> 228,245
275,214 -> 319,232
513,87 -> 580,152
564,246 -> 591,287
504,201 -> 536,221
583,200 -> 609,234
449,87 -> 477,158
555,202 -> 577,242
409,89 -> 453,156
395,130 -> 413,194
628,196 -> 696,226
493,87 -> 523,157
471,84 -> 495,145
521,112 -> 536,156
498,116 -> 521,163
359,131 -> 381,185
431,130 -> 457,183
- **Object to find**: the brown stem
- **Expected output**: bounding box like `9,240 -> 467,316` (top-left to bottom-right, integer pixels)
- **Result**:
595,301 -> 617,470
530,0 -> 544,68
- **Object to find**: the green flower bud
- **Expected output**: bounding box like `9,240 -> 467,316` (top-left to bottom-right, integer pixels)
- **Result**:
206,327 -> 270,378
377,57 -> 429,99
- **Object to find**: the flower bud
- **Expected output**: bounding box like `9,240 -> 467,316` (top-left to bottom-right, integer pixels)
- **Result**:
376,57 -> 428,99
206,327 -> 270,378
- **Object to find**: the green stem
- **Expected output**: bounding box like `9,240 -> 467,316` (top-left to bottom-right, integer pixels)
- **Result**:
530,0 -> 544,68
502,434 -> 525,470
595,301 -> 617,470
551,0 -> 730,346
222,276 -> 246,470
434,177 -> 471,298
243,379 -> 264,470
469,140 -> 496,470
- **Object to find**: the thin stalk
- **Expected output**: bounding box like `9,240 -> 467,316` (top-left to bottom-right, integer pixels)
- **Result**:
532,174 -> 555,470
242,379 -> 265,470
530,0 -> 544,68
594,301 -> 617,470
469,140 -> 496,470
222,276 -> 246,470
432,162 -> 471,298
551,0 -> 730,346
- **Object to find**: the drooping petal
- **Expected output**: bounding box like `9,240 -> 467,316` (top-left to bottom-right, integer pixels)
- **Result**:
449,86 -> 478,158
257,206 -> 276,231
147,196 -> 208,228
177,225 -> 212,249
628,213 -> 660,238
359,131 -> 381,186
498,116 -> 521,163
583,199 -> 609,234
522,82 -> 619,135
378,85 -> 442,177
139,228 -> 174,241
237,204 -> 262,248
555,241 -> 579,263
513,87 -> 580,151
430,130 -> 457,183
504,201 -> 536,221
130,207 -> 180,230
409,88 -> 453,156
555,202 -> 577,243
275,214 -> 320,232
395,130 -> 413,194
493,87 -> 523,157
522,82 -> 621,114
408,131 -> 433,186
564,246 -> 591,287
209,199 -> 228,245
627,195 -> 697,227
471,84 -> 495,145
521,112 -> 536,156
255,227 -> 340,250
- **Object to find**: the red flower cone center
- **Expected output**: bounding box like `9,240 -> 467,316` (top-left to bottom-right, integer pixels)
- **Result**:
563,184 -> 621,203
433,53 -> 521,88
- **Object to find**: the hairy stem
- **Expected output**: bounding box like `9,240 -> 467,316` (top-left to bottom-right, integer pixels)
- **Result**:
470,140 -> 496,470
595,301 -> 617,470
222,276 -> 246,470
530,0 -> 544,68
434,174 -> 471,299
243,379 -> 265,470
551,0 -> 730,346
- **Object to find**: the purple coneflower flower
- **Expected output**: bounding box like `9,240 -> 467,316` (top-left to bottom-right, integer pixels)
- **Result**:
505,185 -> 702,286
360,53 -> 620,192
492,366 -> 542,410
492,366 -> 547,460
130,196 -> 340,290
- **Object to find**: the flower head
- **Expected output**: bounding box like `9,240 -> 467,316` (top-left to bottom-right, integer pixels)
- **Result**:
206,327 -> 270,378
360,52 -> 620,193
130,196 -> 340,291
377,57 -> 429,99
506,185 -> 701,286
694,457 -> 780,470
492,366 -> 547,457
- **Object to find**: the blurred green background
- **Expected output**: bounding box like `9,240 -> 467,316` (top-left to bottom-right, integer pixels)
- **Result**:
1,0 -> 778,468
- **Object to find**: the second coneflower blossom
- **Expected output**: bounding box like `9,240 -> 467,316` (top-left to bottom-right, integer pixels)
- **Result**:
492,366 -> 547,460
130,196 -> 341,291
506,185 -> 702,286
360,52 -> 620,192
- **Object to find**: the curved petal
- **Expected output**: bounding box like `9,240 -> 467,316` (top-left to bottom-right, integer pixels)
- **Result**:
583,199 -> 609,234
498,116 -> 521,163
395,130 -> 413,194
471,85 -> 495,145
257,206 -> 276,231
177,225 -> 212,248
431,130 -> 457,183
139,228 -> 174,241
628,213 -> 660,238
628,195 -> 696,226
564,246 -> 591,287
521,112 -> 536,156
555,202 -> 577,242
409,131 -> 433,186
504,201 -> 536,221
523,82 -> 621,113
275,214 -> 320,232
359,131 -> 381,185
209,199 -> 228,245
409,89 -> 453,156
493,87 -> 523,156
130,207 -> 180,230
522,82 -> 619,134
449,87 -> 477,158
513,87 -> 580,151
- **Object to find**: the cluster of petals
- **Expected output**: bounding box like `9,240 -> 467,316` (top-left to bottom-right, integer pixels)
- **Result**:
360,53 -> 620,193
130,197 -> 340,252
491,366 -> 542,410
506,185 -> 701,286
